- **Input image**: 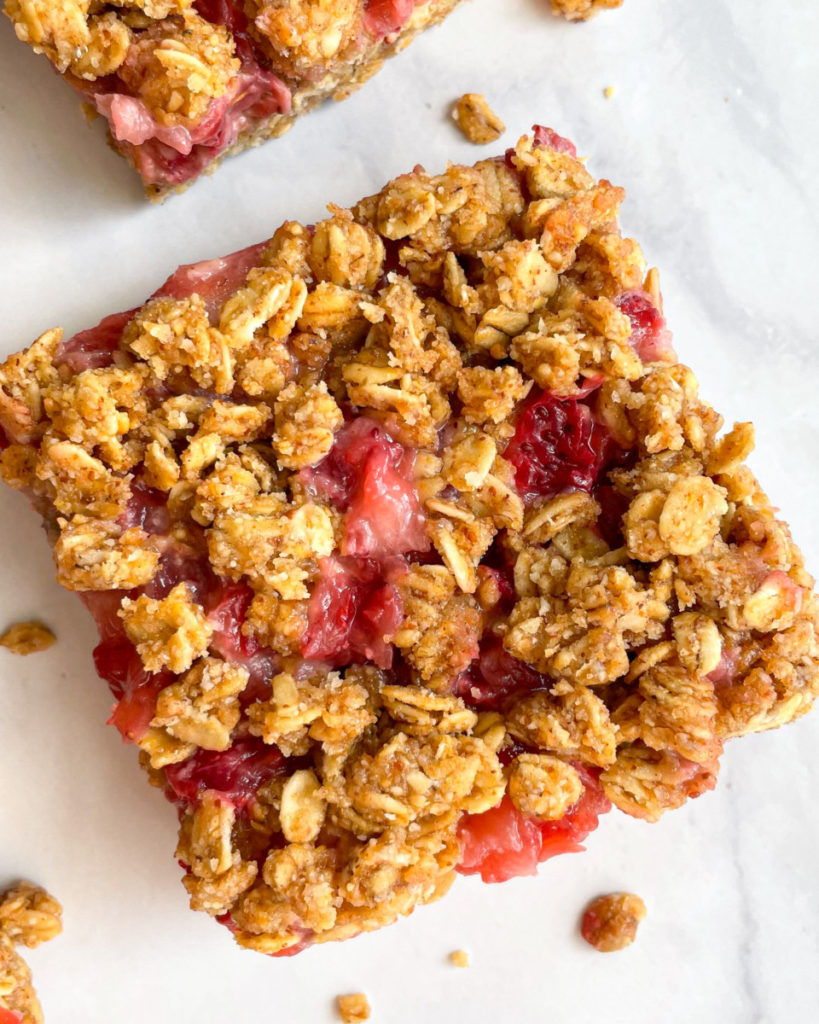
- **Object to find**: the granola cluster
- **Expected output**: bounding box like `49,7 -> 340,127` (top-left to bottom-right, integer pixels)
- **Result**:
1,130 -> 817,953
580,891 -> 646,952
453,93 -> 506,145
550,0 -> 624,20
0,882 -> 62,1024
0,621 -> 55,656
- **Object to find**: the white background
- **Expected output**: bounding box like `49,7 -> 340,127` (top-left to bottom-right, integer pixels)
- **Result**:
1,1 -> 818,1021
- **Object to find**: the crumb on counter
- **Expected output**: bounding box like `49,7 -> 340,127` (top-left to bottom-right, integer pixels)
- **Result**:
581,892 -> 646,952
450,949 -> 470,967
0,621 -> 56,656
337,992 -> 371,1023
452,93 -> 505,145
551,0 -> 624,21
604,85 -> 616,99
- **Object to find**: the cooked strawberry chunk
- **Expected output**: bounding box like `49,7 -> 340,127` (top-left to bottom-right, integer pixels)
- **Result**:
300,419 -> 428,558
155,241 -> 267,315
56,310 -> 134,373
164,735 -> 286,809
455,640 -> 545,711
532,124 -> 578,156
616,290 -> 675,363
364,0 -> 416,37
505,392 -> 620,504
457,767 -> 610,883
303,556 -> 404,669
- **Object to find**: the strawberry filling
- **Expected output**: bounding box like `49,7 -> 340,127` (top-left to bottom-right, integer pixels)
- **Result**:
364,0 -> 421,37
457,766 -> 611,884
303,556 -> 405,669
505,391 -> 622,505
299,418 -> 429,558
164,735 -> 286,809
616,290 -> 675,363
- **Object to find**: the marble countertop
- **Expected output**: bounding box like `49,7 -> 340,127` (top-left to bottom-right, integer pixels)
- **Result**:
1,1 -> 817,1021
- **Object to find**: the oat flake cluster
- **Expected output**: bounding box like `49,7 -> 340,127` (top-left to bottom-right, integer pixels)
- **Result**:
0,882 -> 62,1024
1,129 -> 817,956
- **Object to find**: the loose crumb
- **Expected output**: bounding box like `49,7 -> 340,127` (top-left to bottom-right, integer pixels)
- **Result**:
551,0 -> 624,21
452,93 -> 505,145
337,992 -> 370,1023
449,949 -> 470,968
603,85 -> 616,99
581,892 -> 646,952
0,621 -> 56,656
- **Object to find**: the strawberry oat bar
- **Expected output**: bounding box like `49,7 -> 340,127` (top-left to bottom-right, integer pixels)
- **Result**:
1,128 -> 817,955
3,0 -> 466,197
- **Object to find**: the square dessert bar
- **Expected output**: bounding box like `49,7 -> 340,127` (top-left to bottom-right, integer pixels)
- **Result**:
1,128 -> 816,955
3,0 -> 466,198
3,1 -> 624,198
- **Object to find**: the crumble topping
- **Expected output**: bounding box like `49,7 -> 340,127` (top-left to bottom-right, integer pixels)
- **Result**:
550,0 -> 624,21
0,882 -> 62,1024
580,891 -> 646,952
453,93 -> 506,145
450,949 -> 470,967
0,621 -> 55,656
3,128 -> 817,955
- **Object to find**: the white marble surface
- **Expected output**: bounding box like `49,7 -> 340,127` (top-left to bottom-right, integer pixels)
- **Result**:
1,1 -> 818,1021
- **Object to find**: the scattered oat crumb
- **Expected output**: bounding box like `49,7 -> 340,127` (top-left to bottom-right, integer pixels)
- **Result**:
581,892 -> 646,952
452,93 -> 505,145
603,85 -> 616,99
0,621 -> 56,656
449,949 -> 470,968
551,0 -> 624,21
337,992 -> 370,1023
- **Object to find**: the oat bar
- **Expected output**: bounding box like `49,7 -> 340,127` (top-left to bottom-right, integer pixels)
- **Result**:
1,128 -> 816,955
3,0 -> 465,198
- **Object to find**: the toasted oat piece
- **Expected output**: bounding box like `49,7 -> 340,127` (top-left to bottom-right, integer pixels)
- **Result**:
581,892 -> 646,952
337,993 -> 371,1023
2,128 -> 817,958
551,0 -> 624,20
0,882 -> 62,1024
3,0 -> 465,199
453,93 -> 505,144
0,622 -> 55,656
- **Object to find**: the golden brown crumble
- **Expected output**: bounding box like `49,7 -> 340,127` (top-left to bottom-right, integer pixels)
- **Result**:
550,0 -> 624,21
0,883 -> 62,949
450,948 -> 470,967
120,583 -> 213,673
0,934 -> 41,1024
453,93 -> 506,145
581,892 -> 646,952
0,621 -> 55,656
0,882 -> 62,1024
2,129 -> 817,957
336,992 -> 371,1023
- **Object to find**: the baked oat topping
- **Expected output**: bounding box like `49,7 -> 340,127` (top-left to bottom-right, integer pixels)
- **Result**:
2,128 -> 817,956
337,992 -> 371,1024
550,0 -> 624,21
0,882 -> 62,1024
580,891 -> 646,952
453,93 -> 506,145
0,622 -> 55,656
